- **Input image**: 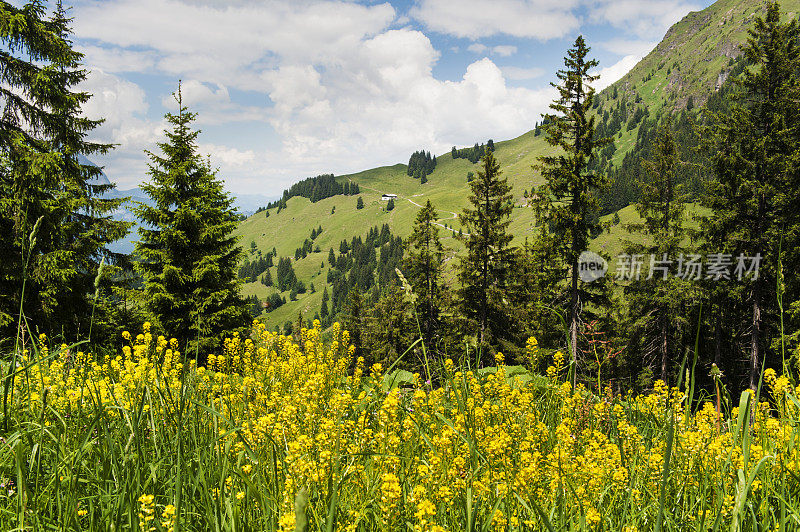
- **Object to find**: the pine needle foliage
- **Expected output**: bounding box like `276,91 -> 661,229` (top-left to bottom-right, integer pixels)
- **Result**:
536,35 -> 610,370
699,2 -> 800,389
458,149 -> 514,352
134,84 -> 248,355
0,0 -> 130,341
404,200 -> 445,350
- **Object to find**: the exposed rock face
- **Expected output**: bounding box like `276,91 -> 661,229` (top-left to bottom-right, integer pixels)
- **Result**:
716,70 -> 730,91
602,0 -> 789,113
718,40 -> 739,59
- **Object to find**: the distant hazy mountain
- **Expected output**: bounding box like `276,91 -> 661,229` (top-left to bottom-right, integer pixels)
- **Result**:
105,185 -> 277,254
77,152 -> 278,254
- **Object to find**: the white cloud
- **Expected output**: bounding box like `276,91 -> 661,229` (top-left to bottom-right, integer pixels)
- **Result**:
264,46 -> 554,174
492,45 -> 517,57
72,0 -> 558,193
77,45 -> 157,72
80,70 -> 148,128
589,0 -> 702,39
78,70 -> 166,187
73,0 -> 397,90
500,66 -> 545,80
410,0 -> 580,40
592,54 -> 642,91
200,143 -> 257,168
600,38 -> 658,57
468,44 -> 517,57
157,80 -> 269,125
165,80 -> 230,108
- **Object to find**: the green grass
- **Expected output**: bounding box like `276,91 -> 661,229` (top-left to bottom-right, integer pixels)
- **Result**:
601,0 -> 800,113
3,322 -> 799,530
234,129 -> 554,329
234,0 -> 800,330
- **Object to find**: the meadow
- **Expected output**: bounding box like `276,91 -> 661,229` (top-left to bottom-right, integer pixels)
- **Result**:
1,320 -> 798,531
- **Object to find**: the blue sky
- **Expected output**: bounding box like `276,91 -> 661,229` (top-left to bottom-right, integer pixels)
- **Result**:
69,0 -> 714,195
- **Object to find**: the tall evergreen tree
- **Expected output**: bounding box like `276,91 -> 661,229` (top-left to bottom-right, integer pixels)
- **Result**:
0,1 -> 129,342
405,200 -> 445,350
362,284 -> 416,370
134,84 -> 248,354
536,35 -> 609,373
458,149 -> 514,350
343,288 -> 364,365
624,120 -> 693,383
320,285 -> 330,322
700,2 -> 800,389
511,224 -> 567,358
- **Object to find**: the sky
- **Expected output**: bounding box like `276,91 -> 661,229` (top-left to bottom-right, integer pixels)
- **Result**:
68,0 -> 715,195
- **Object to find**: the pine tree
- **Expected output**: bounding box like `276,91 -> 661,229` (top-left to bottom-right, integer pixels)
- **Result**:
700,2 -> 800,389
276,257 -> 297,291
343,288 -> 364,366
320,285 -> 330,321
134,84 -> 248,354
261,268 -> 273,287
536,35 -> 609,375
0,1 -> 130,341
356,196 -> 364,210
361,284 -> 416,369
405,200 -> 445,350
624,120 -> 693,383
511,227 -> 567,357
458,149 -> 514,351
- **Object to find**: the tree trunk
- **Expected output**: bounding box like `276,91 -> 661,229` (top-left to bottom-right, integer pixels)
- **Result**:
570,259 -> 578,387
714,310 -> 722,367
750,193 -> 765,390
750,281 -> 761,390
481,253 -> 487,346
660,312 -> 668,383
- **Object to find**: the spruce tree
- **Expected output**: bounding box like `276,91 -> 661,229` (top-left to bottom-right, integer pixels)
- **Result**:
343,288 -> 364,365
356,196 -> 364,210
458,149 -> 514,351
362,284 -> 416,370
320,285 -> 330,322
405,200 -> 445,350
134,84 -> 248,354
624,120 -> 693,383
701,2 -> 800,389
536,35 -> 609,373
0,1 -> 130,341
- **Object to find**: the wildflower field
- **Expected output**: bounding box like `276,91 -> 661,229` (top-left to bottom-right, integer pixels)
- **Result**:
0,320 -> 798,531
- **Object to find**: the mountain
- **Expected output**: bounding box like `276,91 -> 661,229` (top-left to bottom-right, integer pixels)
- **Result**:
105,186 -> 277,255
76,153 -> 276,254
607,0 -> 793,112
79,153 -> 112,186
234,0 -> 800,329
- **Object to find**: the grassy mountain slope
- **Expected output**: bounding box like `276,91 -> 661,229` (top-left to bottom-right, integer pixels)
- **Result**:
604,0 -> 800,113
235,0 -> 799,329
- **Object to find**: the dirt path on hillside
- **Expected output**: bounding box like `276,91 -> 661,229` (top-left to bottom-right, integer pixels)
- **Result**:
354,181 -> 469,236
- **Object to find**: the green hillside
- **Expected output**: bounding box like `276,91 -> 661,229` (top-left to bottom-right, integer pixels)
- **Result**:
234,0 -> 800,330
604,0 -> 800,112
